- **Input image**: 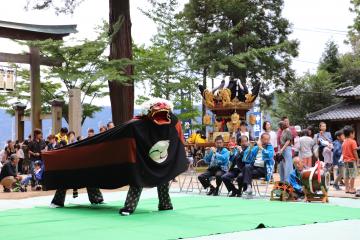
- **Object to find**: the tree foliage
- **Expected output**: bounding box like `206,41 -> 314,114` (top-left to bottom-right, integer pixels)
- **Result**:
271,70 -> 338,126
180,0 -> 299,91
25,0 -> 83,14
134,0 -> 201,122
318,40 -> 341,74
4,24 -> 129,125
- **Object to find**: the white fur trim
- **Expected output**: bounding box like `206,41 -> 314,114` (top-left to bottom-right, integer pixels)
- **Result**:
139,98 -> 174,116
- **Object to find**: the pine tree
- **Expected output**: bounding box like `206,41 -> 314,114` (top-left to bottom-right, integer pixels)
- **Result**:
180,0 -> 299,91
318,40 -> 341,74
135,0 -> 201,122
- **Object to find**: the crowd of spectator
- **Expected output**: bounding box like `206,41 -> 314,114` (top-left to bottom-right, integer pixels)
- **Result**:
191,116 -> 360,198
0,122 -> 115,193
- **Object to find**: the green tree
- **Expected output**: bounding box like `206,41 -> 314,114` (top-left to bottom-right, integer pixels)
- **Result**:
4,25 -> 128,125
271,70 -> 338,126
337,53 -> 360,86
26,0 -> 135,125
25,0 -> 82,14
318,40 -> 341,74
135,0 -> 201,122
178,0 -> 218,127
335,0 -> 360,87
347,0 -> 360,52
180,0 -> 299,91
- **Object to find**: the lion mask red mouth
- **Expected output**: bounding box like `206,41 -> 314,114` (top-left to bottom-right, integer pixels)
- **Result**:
149,102 -> 171,125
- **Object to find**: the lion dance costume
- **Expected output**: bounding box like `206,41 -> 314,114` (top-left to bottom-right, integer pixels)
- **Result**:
42,98 -> 188,215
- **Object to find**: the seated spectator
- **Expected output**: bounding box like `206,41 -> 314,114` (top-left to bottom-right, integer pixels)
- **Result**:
185,147 -> 194,165
87,128 -> 95,138
0,149 -> 5,165
15,143 -> 25,174
47,134 -> 60,150
59,140 -> 67,148
187,130 -> 206,144
237,133 -> 274,197
107,121 -> 115,129
0,154 -> 23,192
3,140 -> 16,162
289,157 -> 305,199
198,135 -> 229,196
68,131 -> 77,144
21,160 -> 43,190
99,125 -> 107,133
221,135 -> 249,197
187,130 -> 207,162
21,140 -> 30,174
56,127 -> 69,144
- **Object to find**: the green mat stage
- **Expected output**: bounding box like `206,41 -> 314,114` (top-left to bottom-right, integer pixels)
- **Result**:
1,196 -> 360,240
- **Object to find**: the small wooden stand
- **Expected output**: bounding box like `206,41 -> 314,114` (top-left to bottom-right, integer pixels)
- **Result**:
270,181 -> 296,201
303,186 -> 329,203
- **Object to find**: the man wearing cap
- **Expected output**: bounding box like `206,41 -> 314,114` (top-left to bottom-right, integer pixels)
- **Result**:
221,135 -> 249,197
0,154 -> 22,192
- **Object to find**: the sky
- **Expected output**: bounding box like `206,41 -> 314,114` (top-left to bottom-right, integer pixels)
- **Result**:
0,0 -> 355,106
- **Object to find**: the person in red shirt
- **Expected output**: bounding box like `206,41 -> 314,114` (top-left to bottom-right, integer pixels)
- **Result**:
342,126 -> 359,194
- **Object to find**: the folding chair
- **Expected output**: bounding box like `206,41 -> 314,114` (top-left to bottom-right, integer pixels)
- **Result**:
170,159 -> 203,194
193,159 -> 228,195
169,175 -> 183,193
253,163 -> 275,198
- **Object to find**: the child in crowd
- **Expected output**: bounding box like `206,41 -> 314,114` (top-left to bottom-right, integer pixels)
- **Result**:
21,160 -> 43,191
342,126 -> 359,194
298,129 -> 315,168
333,130 -> 345,190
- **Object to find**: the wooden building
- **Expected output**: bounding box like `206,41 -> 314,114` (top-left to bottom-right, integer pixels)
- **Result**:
307,85 -> 360,143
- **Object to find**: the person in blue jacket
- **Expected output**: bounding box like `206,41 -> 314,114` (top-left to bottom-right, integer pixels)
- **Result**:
221,136 -> 249,197
289,156 -> 305,198
332,130 -> 345,190
237,133 -> 275,197
198,135 -> 230,196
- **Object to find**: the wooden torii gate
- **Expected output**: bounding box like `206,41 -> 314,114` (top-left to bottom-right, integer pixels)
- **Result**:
0,20 -> 77,139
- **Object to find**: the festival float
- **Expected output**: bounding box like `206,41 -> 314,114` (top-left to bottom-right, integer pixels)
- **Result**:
199,78 -> 261,144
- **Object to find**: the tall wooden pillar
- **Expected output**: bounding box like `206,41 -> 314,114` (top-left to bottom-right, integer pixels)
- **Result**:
51,99 -> 64,134
68,88 -> 82,137
29,46 -> 42,134
109,0 -> 134,125
13,103 -> 26,142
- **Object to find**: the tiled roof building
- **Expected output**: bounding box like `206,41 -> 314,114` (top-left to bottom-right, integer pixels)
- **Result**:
307,85 -> 360,143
